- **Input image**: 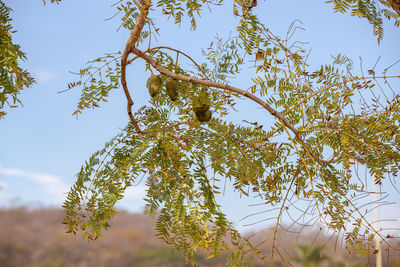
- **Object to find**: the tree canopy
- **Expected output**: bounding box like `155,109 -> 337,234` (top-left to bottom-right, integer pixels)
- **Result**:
2,0 -> 400,266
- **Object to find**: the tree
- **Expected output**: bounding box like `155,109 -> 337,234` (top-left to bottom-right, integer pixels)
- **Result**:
0,1 -> 34,119
2,0 -> 400,266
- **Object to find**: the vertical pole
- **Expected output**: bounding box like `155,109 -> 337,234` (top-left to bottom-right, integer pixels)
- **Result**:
373,181 -> 382,267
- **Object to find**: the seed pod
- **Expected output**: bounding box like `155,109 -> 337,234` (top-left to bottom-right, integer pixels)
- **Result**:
146,75 -> 162,98
193,91 -> 210,113
166,79 -> 179,101
194,109 -> 212,122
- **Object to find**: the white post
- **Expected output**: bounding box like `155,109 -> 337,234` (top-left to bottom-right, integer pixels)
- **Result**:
373,181 -> 382,267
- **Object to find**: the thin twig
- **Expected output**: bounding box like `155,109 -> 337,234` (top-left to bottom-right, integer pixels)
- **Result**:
127,46 -> 209,79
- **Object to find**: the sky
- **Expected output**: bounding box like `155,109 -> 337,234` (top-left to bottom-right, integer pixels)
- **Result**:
1,0 -> 400,234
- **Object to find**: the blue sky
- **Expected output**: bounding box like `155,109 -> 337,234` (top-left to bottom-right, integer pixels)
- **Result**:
1,0 -> 400,232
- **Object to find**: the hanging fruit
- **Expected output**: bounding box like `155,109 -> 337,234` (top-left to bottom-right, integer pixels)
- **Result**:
193,91 -> 210,112
166,79 -> 179,101
195,109 -> 212,122
193,91 -> 212,122
146,75 -> 162,98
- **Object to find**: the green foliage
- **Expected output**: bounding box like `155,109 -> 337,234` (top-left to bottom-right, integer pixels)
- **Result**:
156,0 -> 223,29
68,52 -> 122,115
0,1 -> 34,119
33,0 -> 397,265
63,104 -> 263,264
0,1 -> 398,265
326,0 -> 400,42
202,37 -> 244,81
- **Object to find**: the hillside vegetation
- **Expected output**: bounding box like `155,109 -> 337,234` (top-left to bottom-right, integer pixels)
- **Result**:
0,207 -> 399,266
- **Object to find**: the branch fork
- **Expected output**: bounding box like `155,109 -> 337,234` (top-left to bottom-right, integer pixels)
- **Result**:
121,1 -> 328,165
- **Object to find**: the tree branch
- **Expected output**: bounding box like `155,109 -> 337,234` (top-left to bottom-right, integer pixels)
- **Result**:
127,46 -> 210,79
131,47 -> 329,165
388,0 -> 400,17
120,2 -> 151,134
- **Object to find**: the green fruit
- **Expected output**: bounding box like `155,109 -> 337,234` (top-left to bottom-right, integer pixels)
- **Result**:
166,79 -> 179,101
194,109 -> 212,122
146,75 -> 162,98
193,91 -> 210,113
193,106 -> 208,114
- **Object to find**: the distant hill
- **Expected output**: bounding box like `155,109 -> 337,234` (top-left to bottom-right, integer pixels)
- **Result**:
0,207 -> 399,266
0,207 -> 224,267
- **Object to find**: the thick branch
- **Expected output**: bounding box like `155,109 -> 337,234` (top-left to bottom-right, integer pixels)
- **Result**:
131,47 -> 328,165
120,3 -> 151,133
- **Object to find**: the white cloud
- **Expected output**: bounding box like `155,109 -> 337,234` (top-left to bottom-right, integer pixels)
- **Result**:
0,166 -> 68,203
34,69 -> 59,83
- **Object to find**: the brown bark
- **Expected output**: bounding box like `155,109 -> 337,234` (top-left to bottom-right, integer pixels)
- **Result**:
388,0 -> 400,17
121,3 -> 151,134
